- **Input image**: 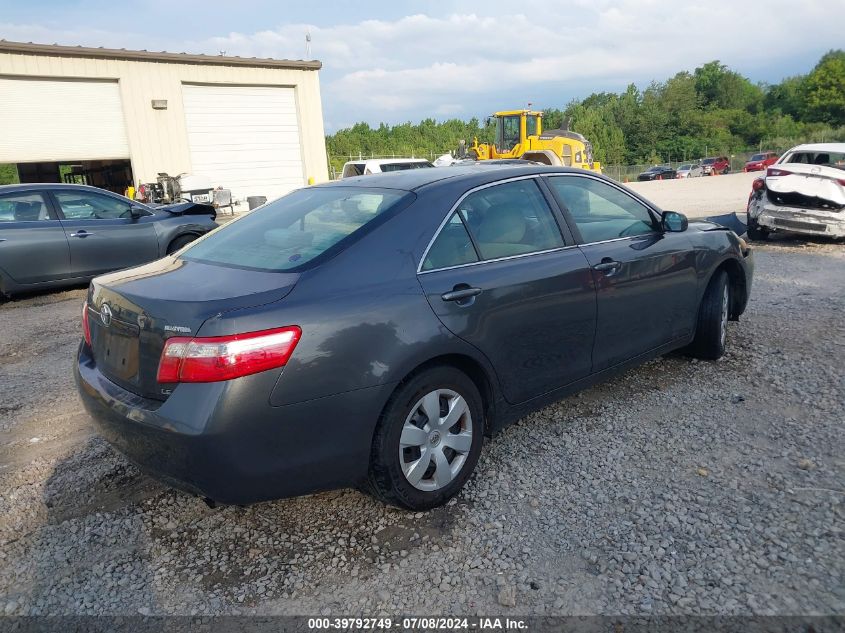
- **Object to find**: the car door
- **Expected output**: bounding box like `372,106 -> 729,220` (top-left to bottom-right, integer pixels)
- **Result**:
417,177 -> 597,404
0,190 -> 71,285
51,189 -> 160,277
545,174 -> 698,372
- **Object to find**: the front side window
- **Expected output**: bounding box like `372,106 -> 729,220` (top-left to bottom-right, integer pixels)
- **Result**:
547,176 -> 657,244
457,179 -> 564,260
0,192 -> 51,222
183,187 -> 407,272
55,191 -> 131,220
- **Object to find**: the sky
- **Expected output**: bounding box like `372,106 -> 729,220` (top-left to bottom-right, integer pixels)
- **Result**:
1,0 -> 843,132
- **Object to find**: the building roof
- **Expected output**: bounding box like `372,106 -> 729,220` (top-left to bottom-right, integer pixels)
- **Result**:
0,40 -> 321,71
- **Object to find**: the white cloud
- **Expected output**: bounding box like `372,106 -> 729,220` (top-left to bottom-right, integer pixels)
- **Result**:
2,1 -> 843,130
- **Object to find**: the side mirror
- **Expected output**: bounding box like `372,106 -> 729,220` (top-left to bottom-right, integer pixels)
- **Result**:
662,211 -> 688,232
129,205 -> 144,220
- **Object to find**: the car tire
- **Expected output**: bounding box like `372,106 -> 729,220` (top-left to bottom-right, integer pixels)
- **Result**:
167,234 -> 198,255
366,365 -> 484,511
746,217 -> 768,241
687,270 -> 730,361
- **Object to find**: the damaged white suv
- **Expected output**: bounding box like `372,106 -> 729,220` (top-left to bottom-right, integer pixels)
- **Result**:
746,143 -> 845,240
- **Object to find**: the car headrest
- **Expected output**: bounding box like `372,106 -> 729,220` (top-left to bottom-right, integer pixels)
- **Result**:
475,204 -> 526,244
14,201 -> 43,221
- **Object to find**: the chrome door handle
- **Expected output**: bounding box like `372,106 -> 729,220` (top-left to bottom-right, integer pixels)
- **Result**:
441,286 -> 482,302
592,259 -> 621,275
70,230 -> 93,238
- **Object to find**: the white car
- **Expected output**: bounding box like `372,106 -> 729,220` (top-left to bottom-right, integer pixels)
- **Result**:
746,143 -> 845,240
676,163 -> 703,178
340,158 -> 434,178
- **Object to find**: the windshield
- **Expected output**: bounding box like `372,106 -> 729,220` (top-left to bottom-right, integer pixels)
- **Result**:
782,150 -> 845,170
181,187 -> 408,272
679,165 -> 692,170
701,158 -> 716,165
750,154 -> 765,161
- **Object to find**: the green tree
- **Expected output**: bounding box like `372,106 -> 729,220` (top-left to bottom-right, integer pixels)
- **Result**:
802,50 -> 845,123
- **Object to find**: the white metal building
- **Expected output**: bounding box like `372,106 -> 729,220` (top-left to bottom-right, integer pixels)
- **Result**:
0,40 -> 329,202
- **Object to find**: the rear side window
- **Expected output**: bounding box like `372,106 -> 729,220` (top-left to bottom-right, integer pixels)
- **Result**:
182,187 -> 407,272
458,179 -> 563,260
0,192 -> 51,222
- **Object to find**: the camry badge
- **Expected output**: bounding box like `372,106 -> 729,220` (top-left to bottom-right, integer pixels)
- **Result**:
100,303 -> 113,327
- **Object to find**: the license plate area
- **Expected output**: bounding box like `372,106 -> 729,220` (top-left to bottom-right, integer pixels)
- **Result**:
773,218 -> 826,232
192,193 -> 211,203
98,320 -> 141,381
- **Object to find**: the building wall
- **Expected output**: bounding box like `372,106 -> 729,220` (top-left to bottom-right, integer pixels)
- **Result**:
0,50 -> 329,186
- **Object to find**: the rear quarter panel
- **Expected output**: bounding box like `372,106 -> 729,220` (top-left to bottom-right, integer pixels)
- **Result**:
151,214 -> 217,256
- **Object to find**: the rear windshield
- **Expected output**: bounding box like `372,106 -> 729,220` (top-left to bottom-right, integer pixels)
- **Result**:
181,187 -> 408,272
379,162 -> 434,172
783,150 -> 845,170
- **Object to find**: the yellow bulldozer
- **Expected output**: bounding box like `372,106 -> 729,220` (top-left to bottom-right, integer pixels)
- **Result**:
467,109 -> 601,173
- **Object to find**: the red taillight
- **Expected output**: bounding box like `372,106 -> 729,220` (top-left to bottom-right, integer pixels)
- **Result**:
752,178 -> 766,191
156,326 -> 301,383
767,167 -> 792,177
82,301 -> 92,346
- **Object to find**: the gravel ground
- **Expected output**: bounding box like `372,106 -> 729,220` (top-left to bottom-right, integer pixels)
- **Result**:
626,172 -> 757,218
0,236 -> 843,617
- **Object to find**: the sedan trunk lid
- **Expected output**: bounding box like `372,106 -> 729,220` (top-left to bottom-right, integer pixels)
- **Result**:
86,256 -> 298,401
766,164 -> 845,210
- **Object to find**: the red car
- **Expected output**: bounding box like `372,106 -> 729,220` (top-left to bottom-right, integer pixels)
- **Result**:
744,152 -> 779,172
701,156 -> 730,175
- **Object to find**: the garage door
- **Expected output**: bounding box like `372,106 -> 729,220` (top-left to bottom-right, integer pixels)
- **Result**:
0,78 -> 130,163
182,84 -> 304,203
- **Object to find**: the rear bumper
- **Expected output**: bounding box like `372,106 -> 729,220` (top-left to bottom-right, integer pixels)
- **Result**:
74,343 -> 396,505
750,200 -> 845,238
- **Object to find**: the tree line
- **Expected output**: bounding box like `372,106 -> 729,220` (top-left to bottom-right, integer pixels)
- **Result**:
326,50 -> 845,170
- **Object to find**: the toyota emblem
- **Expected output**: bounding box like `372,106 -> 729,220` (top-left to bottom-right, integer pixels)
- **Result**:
100,303 -> 113,327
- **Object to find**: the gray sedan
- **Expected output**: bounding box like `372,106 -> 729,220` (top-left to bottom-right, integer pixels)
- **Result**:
0,183 -> 217,297
76,166 -> 754,511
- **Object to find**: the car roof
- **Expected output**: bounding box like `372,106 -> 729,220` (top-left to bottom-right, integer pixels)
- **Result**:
785,143 -> 845,153
318,164 -> 595,192
0,182 -> 123,194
